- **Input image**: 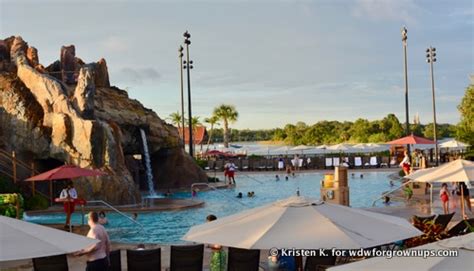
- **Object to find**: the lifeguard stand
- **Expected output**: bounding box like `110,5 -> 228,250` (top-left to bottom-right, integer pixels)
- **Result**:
320,167 -> 350,206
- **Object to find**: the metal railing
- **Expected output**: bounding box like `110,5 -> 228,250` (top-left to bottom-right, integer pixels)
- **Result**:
191,183 -> 248,206
87,200 -> 145,230
371,180 -> 413,206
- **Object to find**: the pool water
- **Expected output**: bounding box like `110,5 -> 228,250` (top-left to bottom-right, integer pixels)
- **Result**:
25,171 -> 399,244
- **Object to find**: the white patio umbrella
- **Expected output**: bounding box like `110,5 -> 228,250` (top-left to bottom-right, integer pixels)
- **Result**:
182,196 -> 422,249
328,232 -> 474,271
269,146 -> 291,156
404,159 -> 474,215
290,145 -> 312,154
327,144 -> 353,154
439,139 -> 469,149
0,215 -> 98,261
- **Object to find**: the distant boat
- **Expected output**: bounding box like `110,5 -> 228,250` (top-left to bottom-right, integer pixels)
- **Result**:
230,144 -> 243,148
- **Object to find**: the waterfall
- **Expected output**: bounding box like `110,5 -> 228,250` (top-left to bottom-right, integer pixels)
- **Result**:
140,129 -> 156,196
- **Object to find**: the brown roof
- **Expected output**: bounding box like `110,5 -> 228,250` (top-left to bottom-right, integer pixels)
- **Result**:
179,126 -> 208,144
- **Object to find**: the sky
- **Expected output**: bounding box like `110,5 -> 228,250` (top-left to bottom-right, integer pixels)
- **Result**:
1,0 -> 473,129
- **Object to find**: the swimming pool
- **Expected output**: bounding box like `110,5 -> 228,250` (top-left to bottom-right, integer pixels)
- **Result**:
25,171 -> 399,244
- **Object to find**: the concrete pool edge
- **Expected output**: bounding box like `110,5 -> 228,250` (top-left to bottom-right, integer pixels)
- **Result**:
26,198 -> 205,215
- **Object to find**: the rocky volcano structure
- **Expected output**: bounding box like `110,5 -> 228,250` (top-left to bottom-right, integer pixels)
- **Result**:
0,36 -> 207,204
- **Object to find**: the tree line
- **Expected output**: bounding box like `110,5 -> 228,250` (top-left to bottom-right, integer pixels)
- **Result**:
169,82 -> 472,148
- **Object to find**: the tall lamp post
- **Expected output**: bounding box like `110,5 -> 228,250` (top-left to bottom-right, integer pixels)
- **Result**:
426,46 -> 439,166
183,31 -> 194,157
178,46 -> 186,148
401,27 -> 411,158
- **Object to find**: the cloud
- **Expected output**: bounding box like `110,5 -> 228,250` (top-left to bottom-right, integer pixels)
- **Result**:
112,67 -> 161,84
352,0 -> 419,25
99,36 -> 129,52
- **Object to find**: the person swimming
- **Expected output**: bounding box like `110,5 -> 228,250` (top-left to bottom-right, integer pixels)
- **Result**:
285,176 -> 289,181
236,192 -> 243,198
360,174 -> 364,178
275,175 -> 280,181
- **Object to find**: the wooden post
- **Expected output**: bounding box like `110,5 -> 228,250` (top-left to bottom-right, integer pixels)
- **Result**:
31,162 -> 36,196
16,193 -> 20,219
461,183 -> 465,219
12,151 -> 16,183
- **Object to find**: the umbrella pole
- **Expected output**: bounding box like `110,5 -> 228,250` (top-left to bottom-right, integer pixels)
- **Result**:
49,180 -> 53,206
81,204 -> 85,226
430,184 -> 433,215
461,184 -> 465,219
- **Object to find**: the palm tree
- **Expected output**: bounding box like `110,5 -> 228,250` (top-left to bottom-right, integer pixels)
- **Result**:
169,111 -> 183,129
204,115 -> 220,152
213,104 -> 239,147
169,112 -> 185,145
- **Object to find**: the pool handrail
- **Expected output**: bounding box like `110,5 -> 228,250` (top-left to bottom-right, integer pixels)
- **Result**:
87,200 -> 145,230
191,183 -> 248,206
371,179 -> 413,206
236,170 -> 264,184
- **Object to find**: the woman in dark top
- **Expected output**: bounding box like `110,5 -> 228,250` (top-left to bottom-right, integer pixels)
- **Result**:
458,182 -> 472,214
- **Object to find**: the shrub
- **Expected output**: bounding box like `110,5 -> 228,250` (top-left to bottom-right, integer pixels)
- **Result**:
25,195 -> 49,211
195,159 -> 208,169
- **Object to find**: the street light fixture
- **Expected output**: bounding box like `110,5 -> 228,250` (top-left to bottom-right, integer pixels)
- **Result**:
426,46 -> 439,166
401,26 -> 411,158
178,46 -> 185,148
183,31 -> 194,157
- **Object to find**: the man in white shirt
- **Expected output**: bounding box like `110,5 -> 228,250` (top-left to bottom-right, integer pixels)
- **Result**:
75,211 -> 111,271
59,181 -> 78,227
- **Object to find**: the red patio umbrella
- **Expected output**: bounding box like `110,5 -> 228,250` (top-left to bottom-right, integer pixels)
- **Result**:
24,165 -> 106,231
387,134 -> 435,145
25,165 -> 106,181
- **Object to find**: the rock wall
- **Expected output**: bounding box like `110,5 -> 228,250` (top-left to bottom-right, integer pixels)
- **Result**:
0,36 -> 207,204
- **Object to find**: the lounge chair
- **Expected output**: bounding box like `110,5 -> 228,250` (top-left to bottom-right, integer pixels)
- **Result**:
325,158 -> 333,169
363,156 -> 370,168
447,218 -> 474,236
266,159 -> 275,170
257,160 -> 267,171
354,157 -> 362,168
214,160 -> 223,171
33,254 -> 68,271
205,160 -> 213,170
434,212 -> 455,230
127,248 -> 161,271
242,159 -> 249,170
380,156 -> 389,168
369,156 -> 378,167
304,253 -> 337,271
108,250 -> 121,271
227,247 -> 260,271
333,157 -> 340,167
169,244 -> 204,271
341,157 -> 350,168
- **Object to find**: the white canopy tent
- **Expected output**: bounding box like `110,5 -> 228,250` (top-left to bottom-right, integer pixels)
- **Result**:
328,232 -> 474,271
0,215 -> 98,262
183,196 -> 422,249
